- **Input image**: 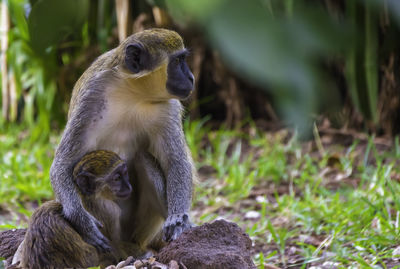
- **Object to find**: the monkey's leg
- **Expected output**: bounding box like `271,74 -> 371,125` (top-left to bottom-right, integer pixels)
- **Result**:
119,152 -> 167,251
151,107 -> 194,242
136,152 -> 168,250
137,152 -> 167,205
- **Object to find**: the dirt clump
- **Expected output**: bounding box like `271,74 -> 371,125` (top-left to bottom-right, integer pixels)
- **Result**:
157,219 -> 256,269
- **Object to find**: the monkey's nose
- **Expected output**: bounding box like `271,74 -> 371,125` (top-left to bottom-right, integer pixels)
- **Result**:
188,74 -> 194,85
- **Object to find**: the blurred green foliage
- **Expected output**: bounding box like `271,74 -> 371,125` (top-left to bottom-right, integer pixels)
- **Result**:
0,124 -> 56,205
2,0 -> 400,135
2,0 -> 115,140
28,0 -> 89,55
162,0 -> 400,133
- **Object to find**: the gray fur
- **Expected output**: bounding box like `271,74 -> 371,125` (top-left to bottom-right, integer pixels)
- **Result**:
50,70 -> 117,251
50,32 -> 195,252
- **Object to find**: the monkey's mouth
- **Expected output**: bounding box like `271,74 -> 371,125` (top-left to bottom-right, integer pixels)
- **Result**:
168,87 -> 193,100
116,191 -> 132,200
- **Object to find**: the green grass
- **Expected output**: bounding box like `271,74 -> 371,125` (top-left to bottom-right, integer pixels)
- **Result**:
0,125 -> 58,225
186,120 -> 400,268
2,120 -> 400,268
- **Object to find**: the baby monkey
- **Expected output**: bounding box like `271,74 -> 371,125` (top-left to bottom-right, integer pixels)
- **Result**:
12,150 -> 135,269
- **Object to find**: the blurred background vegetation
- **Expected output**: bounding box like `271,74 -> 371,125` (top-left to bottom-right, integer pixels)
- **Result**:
1,0 -> 400,138
3,1 -> 400,267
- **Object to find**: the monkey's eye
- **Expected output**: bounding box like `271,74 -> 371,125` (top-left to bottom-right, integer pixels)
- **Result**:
175,55 -> 186,65
112,174 -> 121,182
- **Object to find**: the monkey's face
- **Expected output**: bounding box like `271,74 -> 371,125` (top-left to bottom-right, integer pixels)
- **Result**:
165,49 -> 194,99
123,29 -> 195,100
74,163 -> 132,200
104,163 -> 132,200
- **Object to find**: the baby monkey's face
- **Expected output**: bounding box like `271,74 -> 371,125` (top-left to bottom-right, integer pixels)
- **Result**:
73,150 -> 132,201
102,162 -> 132,200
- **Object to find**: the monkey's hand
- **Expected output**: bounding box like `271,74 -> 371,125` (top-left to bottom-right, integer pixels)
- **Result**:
162,213 -> 192,242
67,210 -> 111,252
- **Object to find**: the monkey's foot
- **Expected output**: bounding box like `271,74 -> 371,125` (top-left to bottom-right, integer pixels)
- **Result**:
162,213 -> 192,242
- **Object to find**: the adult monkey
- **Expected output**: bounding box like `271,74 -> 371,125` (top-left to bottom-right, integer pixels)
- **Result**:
50,28 -> 195,251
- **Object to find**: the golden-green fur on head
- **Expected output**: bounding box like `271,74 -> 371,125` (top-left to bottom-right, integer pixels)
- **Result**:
116,28 -> 185,77
123,28 -> 184,55
73,150 -> 124,179
69,29 -> 187,109
113,29 -> 187,101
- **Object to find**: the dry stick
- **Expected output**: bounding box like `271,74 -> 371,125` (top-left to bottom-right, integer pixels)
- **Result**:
313,122 -> 325,157
188,39 -> 205,118
0,1 -> 10,121
152,7 -> 171,28
115,0 -> 132,43
9,72 -> 17,121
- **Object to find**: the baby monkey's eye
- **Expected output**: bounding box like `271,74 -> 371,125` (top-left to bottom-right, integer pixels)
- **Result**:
113,173 -> 121,182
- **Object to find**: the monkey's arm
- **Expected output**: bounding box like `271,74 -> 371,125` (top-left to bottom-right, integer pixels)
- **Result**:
50,70 -> 114,252
152,101 -> 194,242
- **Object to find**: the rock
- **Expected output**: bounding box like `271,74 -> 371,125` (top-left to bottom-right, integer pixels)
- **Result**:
133,260 -> 145,268
393,245 -> 400,261
168,260 -> 179,269
244,211 -> 261,220
0,229 -> 26,265
157,220 -> 256,269
264,264 -> 281,269
150,261 -> 168,269
116,256 -> 135,268
116,260 -> 126,268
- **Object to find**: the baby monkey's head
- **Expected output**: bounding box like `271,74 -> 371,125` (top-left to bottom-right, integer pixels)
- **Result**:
73,150 -> 132,200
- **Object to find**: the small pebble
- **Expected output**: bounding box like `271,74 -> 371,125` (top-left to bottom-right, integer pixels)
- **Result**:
322,261 -> 339,268
120,266 -> 136,269
393,246 -> 400,260
134,260 -> 144,268
244,210 -> 261,219
151,261 -> 168,269
125,256 -> 135,265
168,260 -> 179,269
264,264 -> 281,269
256,196 -> 267,203
116,256 -> 135,268
116,260 -> 126,268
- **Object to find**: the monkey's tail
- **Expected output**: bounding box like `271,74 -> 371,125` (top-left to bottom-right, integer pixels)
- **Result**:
0,229 -> 26,266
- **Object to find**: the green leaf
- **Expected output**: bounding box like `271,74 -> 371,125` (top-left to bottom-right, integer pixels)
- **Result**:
28,0 -> 89,54
345,1 -> 379,123
364,2 -> 378,123
8,0 -> 30,40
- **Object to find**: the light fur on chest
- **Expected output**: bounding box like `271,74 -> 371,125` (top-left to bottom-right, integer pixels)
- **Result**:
85,84 -> 170,159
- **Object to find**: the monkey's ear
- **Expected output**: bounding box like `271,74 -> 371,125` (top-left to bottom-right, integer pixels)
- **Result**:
125,43 -> 149,73
75,172 -> 97,195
